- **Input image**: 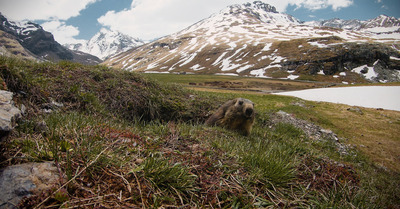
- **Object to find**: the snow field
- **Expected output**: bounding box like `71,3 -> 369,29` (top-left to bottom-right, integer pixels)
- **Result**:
274,86 -> 400,111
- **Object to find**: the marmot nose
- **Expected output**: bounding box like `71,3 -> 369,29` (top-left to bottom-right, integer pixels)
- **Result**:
245,108 -> 253,116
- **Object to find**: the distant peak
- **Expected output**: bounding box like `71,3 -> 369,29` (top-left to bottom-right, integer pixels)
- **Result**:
243,1 -> 278,13
99,27 -> 112,34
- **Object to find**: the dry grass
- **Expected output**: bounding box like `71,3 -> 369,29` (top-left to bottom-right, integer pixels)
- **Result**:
313,102 -> 400,172
0,31 -> 37,60
144,73 -> 329,93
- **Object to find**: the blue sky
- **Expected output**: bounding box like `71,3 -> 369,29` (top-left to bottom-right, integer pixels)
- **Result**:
287,0 -> 400,22
0,0 -> 399,43
64,0 -> 131,39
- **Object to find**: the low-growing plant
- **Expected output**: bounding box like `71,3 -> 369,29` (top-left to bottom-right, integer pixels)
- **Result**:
138,155 -> 197,205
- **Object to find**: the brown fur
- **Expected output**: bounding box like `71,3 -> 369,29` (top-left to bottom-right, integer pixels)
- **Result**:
206,98 -> 255,136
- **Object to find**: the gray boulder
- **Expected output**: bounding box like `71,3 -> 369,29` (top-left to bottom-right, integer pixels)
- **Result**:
0,162 -> 61,209
0,90 -> 21,134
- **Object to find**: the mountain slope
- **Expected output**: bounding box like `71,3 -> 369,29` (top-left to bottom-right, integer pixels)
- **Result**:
65,28 -> 144,60
104,1 -> 400,83
309,15 -> 400,39
0,13 -> 102,65
0,30 -> 37,60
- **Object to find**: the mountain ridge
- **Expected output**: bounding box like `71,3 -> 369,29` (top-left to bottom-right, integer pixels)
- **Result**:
103,1 -> 400,83
0,13 -> 102,65
64,28 -> 144,60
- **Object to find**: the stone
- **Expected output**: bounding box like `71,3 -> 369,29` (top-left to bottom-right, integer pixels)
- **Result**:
269,110 -> 348,154
0,162 -> 60,209
0,90 -> 21,134
41,98 -> 64,113
347,106 -> 363,115
360,67 -> 369,74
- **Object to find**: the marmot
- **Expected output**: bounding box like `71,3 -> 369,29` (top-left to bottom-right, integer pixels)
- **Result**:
206,98 -> 255,136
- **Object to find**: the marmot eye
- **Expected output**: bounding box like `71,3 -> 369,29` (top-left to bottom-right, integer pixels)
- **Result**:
239,101 -> 243,105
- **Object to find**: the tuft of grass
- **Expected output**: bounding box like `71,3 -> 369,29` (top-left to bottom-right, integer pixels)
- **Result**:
137,155 -> 197,205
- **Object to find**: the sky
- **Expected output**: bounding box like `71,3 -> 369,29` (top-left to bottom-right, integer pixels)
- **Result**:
0,0 -> 399,44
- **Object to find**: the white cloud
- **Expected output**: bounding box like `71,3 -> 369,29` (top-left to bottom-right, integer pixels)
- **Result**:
98,0 -> 250,40
0,0 -> 97,44
41,20 -> 85,44
97,0 -> 354,40
288,0 -> 353,11
0,0 -> 98,21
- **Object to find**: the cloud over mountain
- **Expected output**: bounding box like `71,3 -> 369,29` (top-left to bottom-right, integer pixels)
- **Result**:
97,0 -> 356,40
0,0 -> 98,21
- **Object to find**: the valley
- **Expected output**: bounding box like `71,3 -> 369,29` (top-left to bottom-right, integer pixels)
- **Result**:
143,73 -> 333,94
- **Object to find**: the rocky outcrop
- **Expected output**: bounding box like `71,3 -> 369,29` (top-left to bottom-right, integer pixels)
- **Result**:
0,162 -> 61,209
268,110 -> 350,155
0,90 -> 21,138
281,40 -> 400,81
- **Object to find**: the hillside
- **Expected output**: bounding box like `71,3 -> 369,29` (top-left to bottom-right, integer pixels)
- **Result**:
0,13 -> 102,65
0,30 -> 37,60
103,1 -> 400,83
0,56 -> 399,208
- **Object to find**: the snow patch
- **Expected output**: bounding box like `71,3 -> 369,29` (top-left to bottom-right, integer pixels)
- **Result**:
250,69 -> 270,78
351,65 -> 377,80
190,64 -> 205,71
236,64 -> 254,73
215,73 -> 239,76
261,43 -> 273,51
390,56 -> 400,61
287,75 -> 299,80
308,41 -> 328,48
274,86 -> 400,111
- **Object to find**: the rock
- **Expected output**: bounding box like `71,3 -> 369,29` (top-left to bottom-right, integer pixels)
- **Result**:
360,67 -> 369,74
290,101 -> 309,108
41,98 -> 64,113
0,90 -> 21,137
269,111 -> 348,154
0,162 -> 61,209
347,106 -> 363,115
34,120 -> 49,134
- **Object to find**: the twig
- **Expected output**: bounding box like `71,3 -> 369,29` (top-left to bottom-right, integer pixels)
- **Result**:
133,172 -> 146,209
34,139 -> 120,209
108,169 -> 132,193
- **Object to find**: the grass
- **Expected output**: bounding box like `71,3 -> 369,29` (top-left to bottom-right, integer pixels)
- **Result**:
1,56 -> 399,208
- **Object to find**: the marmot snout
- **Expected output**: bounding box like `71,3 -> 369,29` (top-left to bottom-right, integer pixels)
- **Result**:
206,98 -> 255,136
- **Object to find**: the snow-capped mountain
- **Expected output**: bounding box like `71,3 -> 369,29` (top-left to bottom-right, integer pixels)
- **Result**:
307,15 -> 400,36
362,15 -> 400,28
0,13 -> 102,64
308,18 -> 363,30
65,28 -> 144,60
104,1 -> 400,83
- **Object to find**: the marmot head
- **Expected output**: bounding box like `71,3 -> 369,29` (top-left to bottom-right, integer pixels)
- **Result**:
234,98 -> 254,118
